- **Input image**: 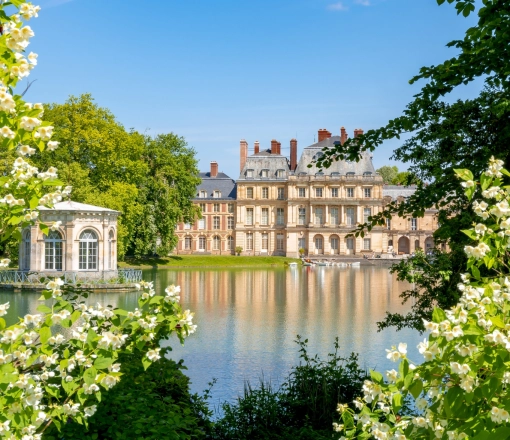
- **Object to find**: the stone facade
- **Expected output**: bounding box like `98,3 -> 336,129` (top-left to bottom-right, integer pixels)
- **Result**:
176,127 -> 438,257
20,201 -> 120,276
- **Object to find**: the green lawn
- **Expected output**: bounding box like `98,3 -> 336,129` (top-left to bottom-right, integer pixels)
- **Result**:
119,255 -> 301,268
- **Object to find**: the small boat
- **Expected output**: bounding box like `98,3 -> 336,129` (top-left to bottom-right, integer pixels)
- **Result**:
316,262 -> 328,266
350,262 -> 361,267
288,262 -> 298,268
303,262 -> 313,266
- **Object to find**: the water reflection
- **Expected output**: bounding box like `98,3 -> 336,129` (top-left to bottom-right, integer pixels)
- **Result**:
0,266 -> 422,407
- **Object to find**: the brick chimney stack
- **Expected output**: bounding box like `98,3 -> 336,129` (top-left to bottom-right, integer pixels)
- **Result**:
318,129 -> 332,142
290,139 -> 297,171
240,139 -> 248,172
210,161 -> 218,178
354,128 -> 364,138
271,139 -> 278,154
254,141 -> 260,154
340,127 -> 348,145
277,141 -> 281,154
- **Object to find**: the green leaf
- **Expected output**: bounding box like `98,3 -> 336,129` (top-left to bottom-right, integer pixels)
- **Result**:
39,223 -> 49,236
370,369 -> 383,384
142,357 -> 151,371
70,309 -> 81,324
341,410 -> 355,429
408,379 -> 423,399
36,304 -> 52,314
432,307 -> 447,323
454,168 -> 474,181
29,196 -> 39,210
392,393 -> 403,413
39,326 -> 51,344
462,229 -> 477,240
471,265 -> 481,280
83,366 -> 97,385
93,356 -> 113,370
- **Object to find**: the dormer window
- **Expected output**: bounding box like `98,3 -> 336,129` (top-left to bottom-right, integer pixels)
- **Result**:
315,172 -> 324,177
363,172 -> 372,177
276,169 -> 285,179
199,190 -> 207,198
246,169 -> 254,178
261,169 -> 269,178
331,172 -> 340,178
213,190 -> 221,198
346,172 -> 355,178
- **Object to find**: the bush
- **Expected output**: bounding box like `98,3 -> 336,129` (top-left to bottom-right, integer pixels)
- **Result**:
47,352 -> 212,440
210,337 -> 368,439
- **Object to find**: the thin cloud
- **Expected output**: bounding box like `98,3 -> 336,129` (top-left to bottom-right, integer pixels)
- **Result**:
327,2 -> 348,11
355,0 -> 371,5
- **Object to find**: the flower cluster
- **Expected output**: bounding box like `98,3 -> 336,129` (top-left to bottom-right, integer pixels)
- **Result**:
334,159 -> 510,439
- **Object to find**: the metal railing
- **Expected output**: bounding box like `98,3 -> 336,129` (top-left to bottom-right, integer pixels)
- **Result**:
0,269 -> 142,285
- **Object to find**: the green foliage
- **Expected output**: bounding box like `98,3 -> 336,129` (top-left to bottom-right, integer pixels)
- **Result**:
211,337 -> 368,440
48,353 -> 212,440
376,165 -> 398,184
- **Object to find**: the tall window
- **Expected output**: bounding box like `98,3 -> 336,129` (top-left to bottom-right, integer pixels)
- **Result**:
184,223 -> 191,230
411,218 -> 418,231
262,187 -> 269,199
200,203 -> 206,212
331,188 -> 338,198
199,190 -> 206,198
198,218 -> 205,229
315,208 -> 323,225
228,203 -> 234,213
276,208 -> 285,225
213,216 -> 220,229
184,237 -> 192,250
21,229 -> 30,270
298,208 -> 306,225
246,187 -> 254,199
346,237 -> 354,250
213,191 -> 221,198
246,233 -> 253,251
108,230 -> 114,270
79,230 -> 97,270
277,188 -> 285,200
261,169 -> 269,178
246,208 -> 254,225
386,218 -> 391,230
228,216 -> 234,229
330,208 -> 339,225
277,170 -> 285,179
364,238 -> 371,250
261,208 -> 269,226
346,208 -> 355,226
261,233 -> 268,251
331,237 -> 339,252
364,208 -> 372,223
298,188 -> 306,198
213,203 -> 220,212
364,188 -> 372,198
276,234 -> 284,251
246,170 -> 254,178
346,187 -> 354,198
227,235 -> 234,250
315,188 -> 323,197
298,237 -> 306,251
198,236 -> 206,251
213,236 -> 220,251
315,236 -> 323,251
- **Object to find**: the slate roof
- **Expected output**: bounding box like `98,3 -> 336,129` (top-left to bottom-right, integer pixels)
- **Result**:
294,136 -> 377,176
39,201 -> 120,214
238,149 -> 290,181
382,185 -> 417,200
195,172 -> 237,200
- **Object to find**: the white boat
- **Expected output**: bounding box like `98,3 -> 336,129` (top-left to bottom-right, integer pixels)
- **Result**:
350,262 -> 361,267
288,262 -> 298,268
338,262 -> 348,267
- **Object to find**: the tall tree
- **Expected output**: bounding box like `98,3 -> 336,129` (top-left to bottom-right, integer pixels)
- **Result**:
316,1 -> 510,331
376,165 -> 398,184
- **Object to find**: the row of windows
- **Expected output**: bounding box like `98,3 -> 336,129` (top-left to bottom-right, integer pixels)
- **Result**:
245,187 -> 286,199
245,208 -> 285,226
243,233 -> 285,251
246,169 -> 286,179
198,190 -> 225,198
184,235 -> 234,251
242,187 -> 373,199
184,216 -> 235,230
308,237 -> 371,251
197,203 -> 235,213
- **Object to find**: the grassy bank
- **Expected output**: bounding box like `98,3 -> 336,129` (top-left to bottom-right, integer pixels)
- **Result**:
119,255 -> 300,268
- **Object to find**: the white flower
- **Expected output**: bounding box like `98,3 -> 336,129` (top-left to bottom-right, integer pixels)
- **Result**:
0,126 -> 15,139
147,348 -> 161,362
385,369 -> 398,383
0,302 -> 10,316
482,186 -> 500,198
84,405 -> 97,418
50,221 -> 61,231
100,375 -> 118,389
450,362 -> 470,376
46,140 -> 59,151
461,180 -> 474,188
19,116 -> 41,131
474,223 -> 487,235
34,125 -> 53,141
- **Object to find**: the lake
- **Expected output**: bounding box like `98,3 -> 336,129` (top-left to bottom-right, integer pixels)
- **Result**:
0,265 -> 423,410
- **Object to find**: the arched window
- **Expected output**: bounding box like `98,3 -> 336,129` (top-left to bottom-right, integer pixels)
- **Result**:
79,230 -> 98,270
108,230 -> 115,270
21,229 -> 31,270
213,235 -> 221,251
45,230 -> 63,271
227,235 -> 234,251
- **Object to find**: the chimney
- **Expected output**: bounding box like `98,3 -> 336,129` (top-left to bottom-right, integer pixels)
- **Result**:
340,127 -> 348,145
240,139 -> 248,172
318,129 -> 332,143
254,141 -> 259,154
290,139 -> 297,171
210,161 -> 218,178
271,139 -> 278,154
354,128 -> 364,138
277,141 -> 281,154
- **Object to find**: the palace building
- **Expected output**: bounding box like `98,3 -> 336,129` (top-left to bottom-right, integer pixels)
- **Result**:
175,127 -> 438,257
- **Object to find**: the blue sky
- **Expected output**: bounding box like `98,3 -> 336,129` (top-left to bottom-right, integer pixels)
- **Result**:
29,0 -> 481,179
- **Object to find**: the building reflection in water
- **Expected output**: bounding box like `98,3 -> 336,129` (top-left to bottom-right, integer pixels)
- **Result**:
0,266 -> 422,407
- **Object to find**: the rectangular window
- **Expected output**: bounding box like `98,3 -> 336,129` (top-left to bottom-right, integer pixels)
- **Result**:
228,203 -> 234,213
276,234 -> 284,251
364,208 -> 372,223
246,233 -> 253,251
411,218 -> 418,231
298,237 -> 306,251
277,188 -> 285,200
346,187 -> 354,198
262,187 -> 269,199
386,218 -> 391,230
330,208 -> 339,225
298,188 -> 306,198
315,237 -> 323,250
213,216 -> 220,229
364,188 -> 372,198
199,236 -> 206,251
200,203 -> 206,212
213,236 -> 220,250
261,170 -> 268,178
214,203 -> 220,212
331,237 -> 339,251
246,208 -> 254,226
276,208 -> 285,225
261,233 -> 268,251
199,191 -> 207,198
228,216 -> 234,229
298,208 -> 306,225
184,237 -> 192,250
315,208 -> 323,225
246,170 -> 253,178
261,208 -> 269,226
198,218 -> 205,230
346,208 -> 355,226
315,188 -> 323,198
277,170 -> 285,178
331,188 -> 338,198
184,223 -> 191,230
213,191 -> 220,198
46,241 -> 63,271
247,187 -> 254,199
364,238 -> 371,250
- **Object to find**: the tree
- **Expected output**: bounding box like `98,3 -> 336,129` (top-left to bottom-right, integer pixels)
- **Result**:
316,1 -> 510,331
376,165 -> 398,184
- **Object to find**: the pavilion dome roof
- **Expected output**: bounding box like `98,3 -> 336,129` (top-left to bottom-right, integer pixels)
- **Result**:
39,200 -> 120,214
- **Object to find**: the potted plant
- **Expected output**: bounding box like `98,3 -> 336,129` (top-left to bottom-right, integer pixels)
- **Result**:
298,248 -> 306,258
235,246 -> 243,256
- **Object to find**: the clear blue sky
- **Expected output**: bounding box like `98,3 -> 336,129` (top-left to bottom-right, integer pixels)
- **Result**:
29,0 -> 481,179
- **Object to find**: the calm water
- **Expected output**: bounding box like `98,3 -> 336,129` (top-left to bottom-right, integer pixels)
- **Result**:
0,266 -> 422,408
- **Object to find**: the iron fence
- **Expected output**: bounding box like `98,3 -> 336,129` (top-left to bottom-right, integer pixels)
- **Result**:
0,269 -> 142,285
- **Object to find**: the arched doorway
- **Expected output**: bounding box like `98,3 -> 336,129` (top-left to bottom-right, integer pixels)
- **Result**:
398,236 -> 410,255
330,235 -> 339,255
345,236 -> 355,255
314,235 -> 324,255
